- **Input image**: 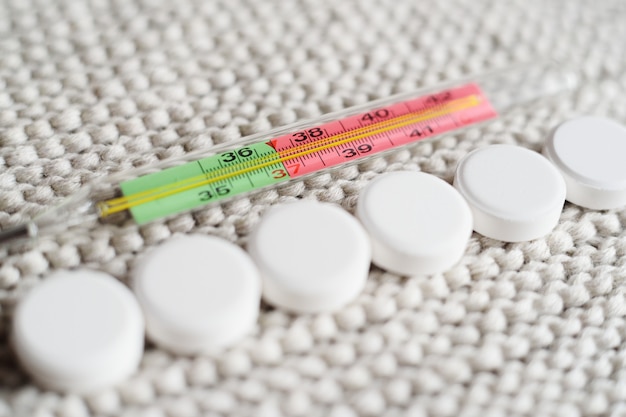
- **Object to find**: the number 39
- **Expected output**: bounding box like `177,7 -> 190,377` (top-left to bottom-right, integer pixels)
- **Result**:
342,143 -> 373,158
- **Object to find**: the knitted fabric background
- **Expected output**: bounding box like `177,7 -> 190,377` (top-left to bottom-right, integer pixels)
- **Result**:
1,0 -> 626,416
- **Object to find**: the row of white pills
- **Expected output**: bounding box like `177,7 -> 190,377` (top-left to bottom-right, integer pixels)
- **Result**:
11,116 -> 626,393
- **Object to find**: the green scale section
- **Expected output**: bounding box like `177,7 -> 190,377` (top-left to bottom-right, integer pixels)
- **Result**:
120,142 -> 290,224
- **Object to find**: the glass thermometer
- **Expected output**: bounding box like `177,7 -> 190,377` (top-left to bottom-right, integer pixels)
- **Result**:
0,61 -> 578,249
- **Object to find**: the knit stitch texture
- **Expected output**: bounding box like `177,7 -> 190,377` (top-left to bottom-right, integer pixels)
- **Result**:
1,0 -> 626,416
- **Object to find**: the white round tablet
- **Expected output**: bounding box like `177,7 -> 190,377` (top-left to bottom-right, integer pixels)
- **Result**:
357,171 -> 473,276
12,269 -> 144,393
247,201 -> 371,314
543,116 -> 626,210
454,144 -> 566,242
132,234 -> 260,355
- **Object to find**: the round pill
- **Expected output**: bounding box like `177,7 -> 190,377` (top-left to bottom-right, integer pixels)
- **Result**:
247,200 -> 371,313
12,269 -> 144,393
543,116 -> 626,210
453,144 -> 566,242
357,171 -> 473,276
133,235 -> 261,355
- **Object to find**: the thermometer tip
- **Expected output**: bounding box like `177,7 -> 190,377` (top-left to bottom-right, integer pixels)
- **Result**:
0,222 -> 37,248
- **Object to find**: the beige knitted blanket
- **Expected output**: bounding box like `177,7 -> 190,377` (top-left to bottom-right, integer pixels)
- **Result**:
1,0 -> 626,416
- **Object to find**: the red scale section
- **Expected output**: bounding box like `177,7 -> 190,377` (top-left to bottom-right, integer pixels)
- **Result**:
267,83 -> 497,178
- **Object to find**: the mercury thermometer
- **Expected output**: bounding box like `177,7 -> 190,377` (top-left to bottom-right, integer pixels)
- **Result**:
0,61 -> 578,249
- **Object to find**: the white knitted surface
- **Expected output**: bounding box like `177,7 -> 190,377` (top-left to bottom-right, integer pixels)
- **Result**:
1,0 -> 626,416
